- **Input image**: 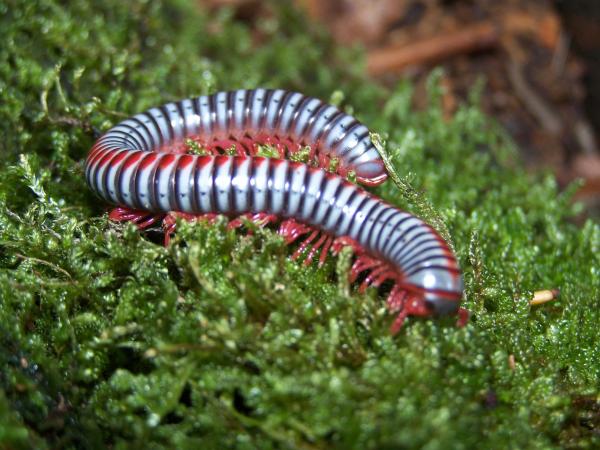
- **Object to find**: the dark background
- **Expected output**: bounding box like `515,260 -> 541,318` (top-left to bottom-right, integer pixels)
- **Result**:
214,0 -> 600,215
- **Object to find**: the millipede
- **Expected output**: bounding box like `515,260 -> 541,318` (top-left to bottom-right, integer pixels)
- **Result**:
85,88 -> 467,331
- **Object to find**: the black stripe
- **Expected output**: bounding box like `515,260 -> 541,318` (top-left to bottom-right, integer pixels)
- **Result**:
169,157 -> 180,211
339,130 -> 370,158
265,90 -> 283,131
386,224 -> 426,258
282,161 -> 293,217
397,243 -> 444,270
209,157 -> 218,213
344,193 -> 371,239
300,101 -> 329,142
289,95 -> 313,137
115,151 -> 140,206
226,91 -> 236,135
331,120 -> 361,152
381,215 -> 415,254
91,149 -> 113,194
259,89 -> 275,131
225,157 -> 234,215
319,112 -> 346,146
295,98 -> 319,138
150,156 -> 163,212
231,157 -> 240,213
248,157 -> 257,213
131,154 -> 153,210
352,198 -> 379,244
243,89 -> 255,132
406,264 -> 461,278
396,238 -> 450,268
374,206 -> 399,254
274,90 -> 294,133
216,92 -> 228,136
143,112 -> 164,147
232,90 -> 246,133
104,130 -> 137,150
192,97 -> 202,136
209,93 -> 218,136
99,137 -> 129,148
114,124 -> 146,151
389,232 -> 435,265
265,159 -> 275,214
362,202 -> 390,253
85,147 -> 102,188
319,176 -> 344,233
307,171 -> 329,225
295,164 -> 310,220
175,101 -> 187,139
332,185 -> 358,233
130,117 -> 155,151
402,250 -> 455,275
100,150 -> 120,201
191,157 -> 202,213
311,110 -> 344,148
346,138 -> 377,166
159,105 -> 175,143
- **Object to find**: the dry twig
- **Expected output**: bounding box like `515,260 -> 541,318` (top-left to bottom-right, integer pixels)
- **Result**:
367,22 -> 498,75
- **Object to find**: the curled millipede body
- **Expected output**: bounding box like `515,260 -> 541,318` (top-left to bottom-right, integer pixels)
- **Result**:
95,88 -> 387,186
85,89 -> 466,330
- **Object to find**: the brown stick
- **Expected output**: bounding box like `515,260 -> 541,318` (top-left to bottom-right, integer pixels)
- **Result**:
367,22 -> 499,76
506,60 -> 562,134
201,0 -> 256,8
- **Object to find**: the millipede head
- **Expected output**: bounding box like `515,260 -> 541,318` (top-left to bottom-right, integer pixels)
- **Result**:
352,158 -> 388,186
406,268 -> 464,316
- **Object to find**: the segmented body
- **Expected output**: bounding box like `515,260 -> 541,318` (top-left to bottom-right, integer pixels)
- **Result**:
91,88 -> 387,186
85,89 -> 465,329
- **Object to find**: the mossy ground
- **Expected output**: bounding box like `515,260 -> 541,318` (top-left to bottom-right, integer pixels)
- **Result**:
0,1 -> 598,448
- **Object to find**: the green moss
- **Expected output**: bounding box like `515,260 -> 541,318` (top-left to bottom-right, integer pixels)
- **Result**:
0,0 -> 598,448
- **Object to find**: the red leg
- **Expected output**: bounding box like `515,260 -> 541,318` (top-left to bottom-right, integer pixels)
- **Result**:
277,220 -> 337,267
387,290 -> 431,334
292,230 -> 319,260
456,307 -> 470,327
240,136 -> 260,156
108,206 -> 165,230
317,151 -> 332,171
331,236 -> 365,255
319,236 -> 334,266
227,213 -> 278,232
336,163 -> 349,179
209,139 -> 242,155
350,255 -> 382,283
386,285 -> 408,311
278,219 -> 313,244
369,268 -> 399,289
307,141 -> 318,164
265,136 -> 286,159
359,264 -> 391,293
303,233 -> 328,266
281,137 -> 302,156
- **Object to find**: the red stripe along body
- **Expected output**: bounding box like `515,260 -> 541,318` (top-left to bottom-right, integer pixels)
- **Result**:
85,89 -> 466,330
